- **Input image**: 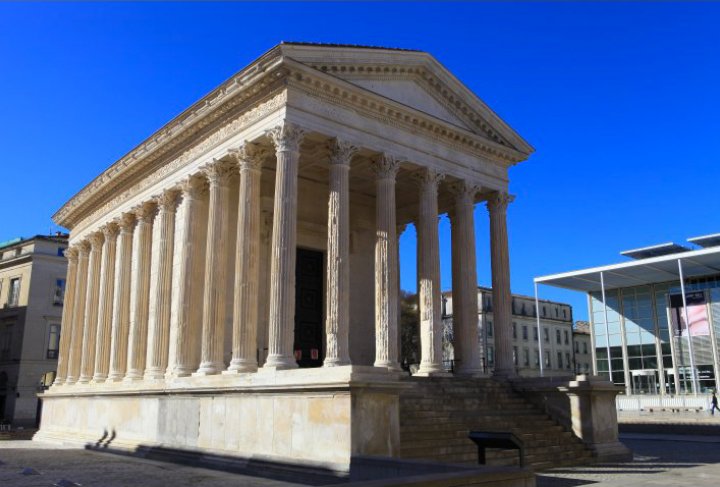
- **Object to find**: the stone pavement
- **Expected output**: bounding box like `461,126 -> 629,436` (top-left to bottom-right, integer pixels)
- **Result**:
0,441 -> 307,487
2,434 -> 720,487
537,434 -> 720,487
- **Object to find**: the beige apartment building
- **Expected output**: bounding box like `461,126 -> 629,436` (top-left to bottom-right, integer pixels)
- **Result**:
443,287 -> 578,376
0,233 -> 68,426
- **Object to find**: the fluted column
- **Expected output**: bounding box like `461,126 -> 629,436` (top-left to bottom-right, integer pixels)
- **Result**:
170,176 -> 207,377
125,202 -> 157,381
264,123 -> 305,370
144,189 -> 180,379
53,246 -> 79,385
78,231 -> 105,383
450,181 -> 483,375
108,214 -> 135,381
373,155 -> 401,370
324,139 -> 357,367
415,168 -> 447,376
92,223 -> 120,382
195,160 -> 235,375
488,191 -> 515,378
66,242 -> 90,384
226,144 -> 267,373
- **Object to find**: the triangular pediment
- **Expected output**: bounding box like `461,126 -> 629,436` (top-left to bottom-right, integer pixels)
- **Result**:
279,43 -> 534,155
349,78 -> 473,131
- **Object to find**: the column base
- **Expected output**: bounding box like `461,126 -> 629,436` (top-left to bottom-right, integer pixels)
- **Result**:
324,358 -> 351,368
168,366 -> 196,378
123,373 -> 144,383
193,362 -> 224,376
262,355 -> 298,370
105,375 -> 125,383
223,360 -> 258,374
77,376 -> 92,384
415,363 -> 452,377
373,360 -> 402,372
90,375 -> 108,384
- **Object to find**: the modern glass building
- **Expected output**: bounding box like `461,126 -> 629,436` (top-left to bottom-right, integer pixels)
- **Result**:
535,234 -> 720,396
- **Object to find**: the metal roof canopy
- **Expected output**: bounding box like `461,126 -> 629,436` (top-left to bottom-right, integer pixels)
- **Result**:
620,242 -> 691,260
535,246 -> 720,293
688,233 -> 720,248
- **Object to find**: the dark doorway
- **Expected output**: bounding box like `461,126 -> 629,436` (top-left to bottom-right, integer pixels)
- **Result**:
294,248 -> 324,368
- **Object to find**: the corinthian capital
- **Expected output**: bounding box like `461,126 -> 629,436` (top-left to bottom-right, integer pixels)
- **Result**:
486,191 -> 515,214
64,246 -> 79,262
155,188 -> 181,212
180,174 -> 208,199
133,201 -> 158,223
412,168 -> 445,190
117,212 -> 136,233
88,231 -> 105,249
449,181 -> 482,204
230,142 -> 270,171
201,159 -> 235,186
266,122 -> 305,152
371,154 -> 401,180
328,139 -> 358,167
101,222 -> 120,241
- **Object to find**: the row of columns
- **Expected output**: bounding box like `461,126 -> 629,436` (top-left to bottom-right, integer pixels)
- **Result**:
54,121 -> 514,386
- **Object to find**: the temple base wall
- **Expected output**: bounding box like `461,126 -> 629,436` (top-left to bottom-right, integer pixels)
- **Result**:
34,367 -> 403,473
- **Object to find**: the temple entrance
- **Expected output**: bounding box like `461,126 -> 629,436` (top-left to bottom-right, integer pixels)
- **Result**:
294,248 -> 324,368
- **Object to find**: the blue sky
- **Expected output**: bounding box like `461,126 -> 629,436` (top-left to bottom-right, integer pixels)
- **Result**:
1,3 -> 718,320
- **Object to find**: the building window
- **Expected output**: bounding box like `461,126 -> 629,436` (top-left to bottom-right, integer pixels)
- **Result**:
487,321 -> 493,338
564,330 -> 569,345
7,278 -> 20,307
522,325 -> 528,340
513,346 -> 518,366
47,324 -> 61,359
523,348 -> 530,367
583,342 -> 588,354
488,346 -> 494,366
543,327 -> 549,342
557,352 -> 563,369
544,351 -> 550,367
563,309 -> 567,319
566,353 -> 572,370
574,341 -> 579,353
533,327 -> 538,341
534,350 -> 540,367
53,279 -> 66,305
542,306 -> 546,317
512,323 -> 517,339
555,308 -> 559,317
556,329 -> 561,345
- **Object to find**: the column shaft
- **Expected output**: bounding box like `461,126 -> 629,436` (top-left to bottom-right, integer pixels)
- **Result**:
108,214 -> 135,381
78,232 -> 105,383
373,155 -> 400,369
66,243 -> 90,384
227,145 -> 266,373
125,202 -> 156,380
264,123 -> 304,369
53,247 -> 78,385
324,140 -> 357,367
450,182 -> 482,375
195,161 -> 234,375
145,190 -> 180,379
416,168 -> 446,376
488,191 -> 515,377
92,224 -> 119,382
171,176 -> 207,377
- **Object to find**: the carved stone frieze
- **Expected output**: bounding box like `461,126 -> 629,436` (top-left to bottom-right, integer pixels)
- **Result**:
59,91 -> 287,232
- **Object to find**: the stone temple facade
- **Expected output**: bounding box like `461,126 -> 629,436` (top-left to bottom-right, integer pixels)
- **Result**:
36,43 -> 534,471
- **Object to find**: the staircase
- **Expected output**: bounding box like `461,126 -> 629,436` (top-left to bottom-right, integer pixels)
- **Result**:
399,377 -> 593,470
